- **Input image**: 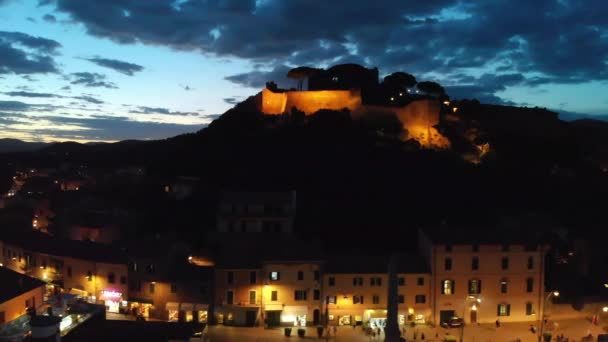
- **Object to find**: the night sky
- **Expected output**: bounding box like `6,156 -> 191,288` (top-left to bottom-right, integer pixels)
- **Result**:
0,0 -> 607,142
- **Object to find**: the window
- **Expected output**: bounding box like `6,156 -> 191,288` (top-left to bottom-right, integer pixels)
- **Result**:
398,295 -> 405,304
497,303 -> 510,316
314,271 -> 320,281
353,277 -> 363,286
120,275 -> 127,284
527,256 -> 534,270
370,277 -> 382,286
271,290 -> 278,301
445,244 -> 452,252
294,290 -> 307,301
526,278 -> 534,293
441,280 -> 454,295
250,271 -> 257,284
149,283 -> 155,294
108,272 -> 115,284
526,302 -> 534,315
501,257 -> 509,270
328,277 -> 335,286
468,279 -> 481,294
353,295 -> 364,304
417,277 -> 424,286
226,291 -> 234,304
372,295 -> 380,304
398,277 -> 405,286
445,257 -> 452,271
472,244 -> 479,252
270,271 -> 280,281
313,289 -> 320,300
472,257 -> 479,271
130,262 -> 138,272
297,271 -> 304,281
67,266 -> 72,278
415,295 -> 426,304
147,264 -> 155,274
87,271 -> 92,282
227,271 -> 234,284
249,290 -> 256,304
500,279 -> 508,293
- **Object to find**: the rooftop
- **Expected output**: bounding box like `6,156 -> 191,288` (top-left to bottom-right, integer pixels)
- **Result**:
0,267 -> 46,304
324,253 -> 429,274
419,226 -> 543,246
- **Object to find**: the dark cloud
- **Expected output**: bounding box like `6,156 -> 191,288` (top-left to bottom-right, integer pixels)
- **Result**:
225,65 -> 294,89
84,57 -> 144,76
43,14 -> 57,22
3,91 -> 59,98
0,100 -> 31,111
73,95 -> 103,104
26,17 -> 36,22
223,97 -> 242,105
130,106 -> 198,116
0,31 -> 61,74
180,84 -> 193,91
70,72 -> 117,89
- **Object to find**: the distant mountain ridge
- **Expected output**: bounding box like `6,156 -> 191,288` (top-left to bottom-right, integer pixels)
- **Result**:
0,139 -> 47,153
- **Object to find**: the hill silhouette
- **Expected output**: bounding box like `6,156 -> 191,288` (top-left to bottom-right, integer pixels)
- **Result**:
2,93 -> 608,249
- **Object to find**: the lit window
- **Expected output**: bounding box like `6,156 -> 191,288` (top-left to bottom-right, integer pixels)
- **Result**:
270,271 -> 280,281
497,303 -> 510,316
468,279 -> 481,294
441,280 -> 454,295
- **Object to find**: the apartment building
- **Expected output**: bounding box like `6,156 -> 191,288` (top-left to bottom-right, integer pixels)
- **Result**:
0,267 -> 46,324
419,228 -> 546,325
323,254 -> 432,327
214,260 -> 263,326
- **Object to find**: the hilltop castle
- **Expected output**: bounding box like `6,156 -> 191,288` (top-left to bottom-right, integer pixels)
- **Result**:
256,64 -> 450,148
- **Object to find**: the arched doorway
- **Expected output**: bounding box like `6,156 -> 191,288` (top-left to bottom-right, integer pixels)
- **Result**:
313,309 -> 320,325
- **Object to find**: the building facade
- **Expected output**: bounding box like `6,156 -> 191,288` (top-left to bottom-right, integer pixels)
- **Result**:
419,229 -> 546,325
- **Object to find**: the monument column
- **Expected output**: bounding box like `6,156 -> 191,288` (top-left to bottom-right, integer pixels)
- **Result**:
385,253 -> 401,342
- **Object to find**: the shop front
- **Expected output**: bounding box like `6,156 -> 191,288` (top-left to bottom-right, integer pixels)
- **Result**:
281,305 -> 308,327
128,298 -> 154,318
100,290 -> 125,313
167,302 -> 179,322
194,304 -> 208,323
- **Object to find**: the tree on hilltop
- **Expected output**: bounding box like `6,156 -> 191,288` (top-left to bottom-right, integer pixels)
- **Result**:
383,72 -> 417,89
287,66 -> 322,90
417,81 -> 445,96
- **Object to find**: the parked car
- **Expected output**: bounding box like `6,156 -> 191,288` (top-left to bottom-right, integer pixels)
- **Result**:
441,317 -> 464,328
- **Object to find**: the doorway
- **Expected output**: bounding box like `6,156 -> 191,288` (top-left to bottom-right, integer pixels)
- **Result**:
266,311 -> 281,327
313,309 -> 320,325
470,310 -> 477,324
246,310 -> 257,326
440,310 -> 455,324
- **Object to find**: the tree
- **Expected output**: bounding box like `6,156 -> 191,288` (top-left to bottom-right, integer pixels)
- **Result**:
417,81 -> 445,96
383,72 -> 417,89
287,67 -> 321,90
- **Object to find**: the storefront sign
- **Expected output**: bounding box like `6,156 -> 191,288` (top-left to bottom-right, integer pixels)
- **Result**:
101,290 -> 122,298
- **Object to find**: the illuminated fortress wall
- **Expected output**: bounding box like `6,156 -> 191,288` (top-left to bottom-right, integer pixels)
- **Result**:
258,88 -> 449,148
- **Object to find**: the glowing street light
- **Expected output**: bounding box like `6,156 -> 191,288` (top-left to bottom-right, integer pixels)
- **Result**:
603,307 -> 608,313
539,291 -> 560,342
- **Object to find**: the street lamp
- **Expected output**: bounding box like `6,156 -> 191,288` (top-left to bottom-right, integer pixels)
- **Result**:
539,291 -> 559,342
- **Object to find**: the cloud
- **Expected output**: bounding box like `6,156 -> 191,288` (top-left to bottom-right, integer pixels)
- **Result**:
43,14 -> 56,22
130,106 -> 198,116
73,95 -> 103,104
69,72 -> 117,89
84,57 -> 144,76
0,100 -> 31,111
180,84 -> 193,91
225,65 -> 294,89
0,31 -> 61,74
3,91 -> 59,98
223,97 -> 242,105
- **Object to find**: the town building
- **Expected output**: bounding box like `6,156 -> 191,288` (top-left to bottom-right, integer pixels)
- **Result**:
323,254 -> 431,327
0,266 -> 46,324
418,228 -> 546,325
216,191 -> 296,234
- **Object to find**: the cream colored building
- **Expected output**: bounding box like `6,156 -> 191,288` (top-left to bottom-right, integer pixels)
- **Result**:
419,228 -> 546,325
322,254 -> 432,327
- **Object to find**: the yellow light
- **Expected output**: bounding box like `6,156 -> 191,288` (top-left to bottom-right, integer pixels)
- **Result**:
390,97 -> 394,101
40,266 -> 43,269
443,101 -> 450,105
408,308 -> 414,314
471,304 -> 477,311
452,107 -> 459,113
43,273 -> 47,280
0,263 -> 3,267
399,93 -> 403,96
602,307 -> 608,313
553,291 -> 560,297
188,256 -> 193,261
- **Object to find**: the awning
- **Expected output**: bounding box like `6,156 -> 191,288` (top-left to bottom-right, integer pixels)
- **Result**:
180,303 -> 194,311
194,304 -> 208,311
264,304 -> 283,311
128,297 -> 154,304
166,302 -> 179,310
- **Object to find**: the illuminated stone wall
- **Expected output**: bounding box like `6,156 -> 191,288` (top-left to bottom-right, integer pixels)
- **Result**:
258,89 -> 449,148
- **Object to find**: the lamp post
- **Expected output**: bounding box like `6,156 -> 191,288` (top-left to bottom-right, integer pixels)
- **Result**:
538,291 -> 559,342
461,296 -> 481,342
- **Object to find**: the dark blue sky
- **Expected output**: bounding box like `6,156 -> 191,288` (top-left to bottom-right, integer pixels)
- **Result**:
1,0 -> 607,142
